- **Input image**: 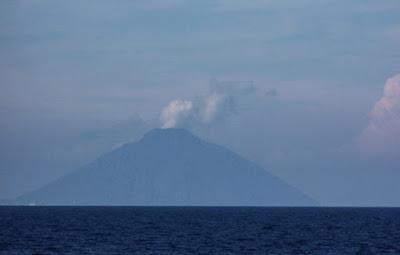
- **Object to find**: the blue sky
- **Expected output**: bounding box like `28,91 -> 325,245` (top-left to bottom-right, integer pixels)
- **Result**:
1,0 -> 400,205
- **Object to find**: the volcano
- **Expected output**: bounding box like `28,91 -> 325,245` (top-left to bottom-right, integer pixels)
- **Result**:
17,128 -> 315,206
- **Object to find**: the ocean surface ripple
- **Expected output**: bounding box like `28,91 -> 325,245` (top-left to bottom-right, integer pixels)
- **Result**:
1,207 -> 400,254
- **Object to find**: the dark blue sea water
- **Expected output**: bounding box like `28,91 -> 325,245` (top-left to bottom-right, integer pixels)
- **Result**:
1,207 -> 399,254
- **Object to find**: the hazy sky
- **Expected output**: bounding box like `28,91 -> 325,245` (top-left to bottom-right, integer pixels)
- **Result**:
1,0 -> 400,205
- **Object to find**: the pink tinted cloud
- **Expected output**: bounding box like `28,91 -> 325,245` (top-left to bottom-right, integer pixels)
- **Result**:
356,74 -> 400,157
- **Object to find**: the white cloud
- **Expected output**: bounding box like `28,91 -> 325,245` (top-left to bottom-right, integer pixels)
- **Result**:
356,74 -> 400,157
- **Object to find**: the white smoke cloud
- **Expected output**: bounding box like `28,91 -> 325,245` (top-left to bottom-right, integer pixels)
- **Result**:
202,93 -> 224,124
200,91 -> 236,124
356,74 -> 400,157
159,79 -> 270,128
160,99 -> 193,129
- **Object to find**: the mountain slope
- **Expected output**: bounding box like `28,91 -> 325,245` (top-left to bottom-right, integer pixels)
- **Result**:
17,128 -> 316,206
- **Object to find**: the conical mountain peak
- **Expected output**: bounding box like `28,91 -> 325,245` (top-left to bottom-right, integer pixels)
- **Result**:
16,128 -> 316,206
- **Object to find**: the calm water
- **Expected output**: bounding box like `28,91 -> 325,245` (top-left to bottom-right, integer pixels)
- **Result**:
1,207 -> 400,254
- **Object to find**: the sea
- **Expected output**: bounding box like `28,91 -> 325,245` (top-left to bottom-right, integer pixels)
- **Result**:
0,207 -> 399,254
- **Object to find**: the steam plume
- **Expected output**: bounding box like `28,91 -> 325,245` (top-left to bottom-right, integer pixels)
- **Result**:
160,100 -> 193,129
159,79 -> 269,128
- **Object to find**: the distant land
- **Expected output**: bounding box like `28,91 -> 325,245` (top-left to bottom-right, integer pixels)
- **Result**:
15,128 -> 316,206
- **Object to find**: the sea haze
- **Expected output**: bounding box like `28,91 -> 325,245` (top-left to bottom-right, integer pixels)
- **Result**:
1,206 -> 400,254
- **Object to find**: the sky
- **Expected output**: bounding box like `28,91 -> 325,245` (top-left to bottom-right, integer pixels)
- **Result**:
1,0 -> 400,206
